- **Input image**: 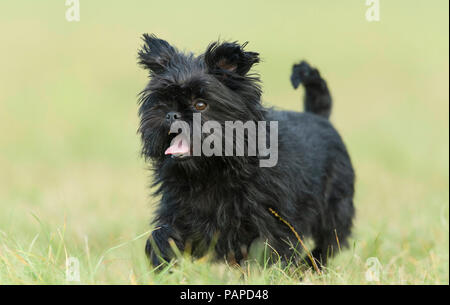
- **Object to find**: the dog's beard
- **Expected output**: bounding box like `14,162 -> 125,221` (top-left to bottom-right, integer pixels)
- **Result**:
143,118 -> 262,175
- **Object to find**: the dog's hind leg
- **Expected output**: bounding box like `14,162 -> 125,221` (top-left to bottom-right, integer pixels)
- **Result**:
310,195 -> 354,269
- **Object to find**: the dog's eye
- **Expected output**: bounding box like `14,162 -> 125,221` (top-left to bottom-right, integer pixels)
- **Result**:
194,101 -> 207,111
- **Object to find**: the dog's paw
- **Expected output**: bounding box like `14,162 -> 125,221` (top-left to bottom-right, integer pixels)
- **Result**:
145,237 -> 164,267
290,61 -> 321,89
145,230 -> 174,269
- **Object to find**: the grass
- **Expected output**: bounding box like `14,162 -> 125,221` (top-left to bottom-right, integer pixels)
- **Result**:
0,0 -> 448,284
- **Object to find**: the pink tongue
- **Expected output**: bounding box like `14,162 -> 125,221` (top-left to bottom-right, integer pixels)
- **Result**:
165,134 -> 190,155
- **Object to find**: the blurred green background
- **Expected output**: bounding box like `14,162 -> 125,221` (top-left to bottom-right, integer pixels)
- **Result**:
0,1 -> 448,284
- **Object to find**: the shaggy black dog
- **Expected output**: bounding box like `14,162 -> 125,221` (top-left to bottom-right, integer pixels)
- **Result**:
137,34 -> 355,269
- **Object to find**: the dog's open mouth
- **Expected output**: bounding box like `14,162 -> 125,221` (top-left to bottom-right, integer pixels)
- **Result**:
165,131 -> 191,159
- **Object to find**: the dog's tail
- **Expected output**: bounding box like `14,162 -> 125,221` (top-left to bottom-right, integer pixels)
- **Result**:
290,61 -> 332,119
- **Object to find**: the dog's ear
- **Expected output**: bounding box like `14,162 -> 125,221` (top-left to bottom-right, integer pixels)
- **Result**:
204,41 -> 259,77
138,34 -> 176,75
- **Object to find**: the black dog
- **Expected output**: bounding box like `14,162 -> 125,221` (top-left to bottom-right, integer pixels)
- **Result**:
137,34 -> 355,269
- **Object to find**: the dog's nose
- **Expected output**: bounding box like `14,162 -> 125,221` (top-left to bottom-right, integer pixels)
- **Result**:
165,111 -> 181,123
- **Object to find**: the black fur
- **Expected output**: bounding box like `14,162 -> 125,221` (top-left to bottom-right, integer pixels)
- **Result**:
137,34 -> 355,269
291,61 -> 332,119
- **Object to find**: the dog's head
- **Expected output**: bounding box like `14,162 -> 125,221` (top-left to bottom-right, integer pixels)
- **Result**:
137,34 -> 264,166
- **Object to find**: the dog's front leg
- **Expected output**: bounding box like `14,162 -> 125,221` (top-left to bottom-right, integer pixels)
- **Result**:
145,224 -> 183,268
